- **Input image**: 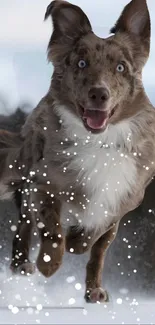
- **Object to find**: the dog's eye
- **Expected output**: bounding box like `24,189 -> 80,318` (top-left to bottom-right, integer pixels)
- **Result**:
78,60 -> 86,68
116,63 -> 125,72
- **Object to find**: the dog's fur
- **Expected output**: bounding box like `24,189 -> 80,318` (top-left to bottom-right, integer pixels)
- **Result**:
0,108 -> 27,202
0,0 -> 155,303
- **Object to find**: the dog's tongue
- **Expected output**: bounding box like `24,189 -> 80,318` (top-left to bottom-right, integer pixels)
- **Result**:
83,109 -> 108,130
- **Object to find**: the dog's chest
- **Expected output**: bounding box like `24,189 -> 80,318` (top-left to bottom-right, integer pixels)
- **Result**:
61,142 -> 137,230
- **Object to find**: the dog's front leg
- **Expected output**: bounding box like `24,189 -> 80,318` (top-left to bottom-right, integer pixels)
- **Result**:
31,188 -> 65,278
85,222 -> 119,303
10,190 -> 35,275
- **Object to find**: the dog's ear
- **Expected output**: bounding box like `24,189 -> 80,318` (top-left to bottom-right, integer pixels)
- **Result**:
45,0 -> 92,62
111,0 -> 150,51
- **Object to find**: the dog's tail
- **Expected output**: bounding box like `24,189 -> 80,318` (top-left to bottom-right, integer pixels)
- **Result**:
0,107 -> 31,199
0,107 -> 27,133
0,132 -> 24,199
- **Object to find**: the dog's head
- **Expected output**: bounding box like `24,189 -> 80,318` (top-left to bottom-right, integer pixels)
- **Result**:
45,0 -> 150,133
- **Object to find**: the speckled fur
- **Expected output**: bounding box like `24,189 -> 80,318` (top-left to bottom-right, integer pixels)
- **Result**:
0,0 -> 155,302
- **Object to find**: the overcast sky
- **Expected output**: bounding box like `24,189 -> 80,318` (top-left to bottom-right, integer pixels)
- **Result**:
0,0 -> 155,112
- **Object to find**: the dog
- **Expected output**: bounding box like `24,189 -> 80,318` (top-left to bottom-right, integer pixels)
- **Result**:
0,108 -> 28,199
0,0 -> 155,303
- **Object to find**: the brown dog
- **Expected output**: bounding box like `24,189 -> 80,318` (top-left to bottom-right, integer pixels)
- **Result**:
0,0 -> 155,303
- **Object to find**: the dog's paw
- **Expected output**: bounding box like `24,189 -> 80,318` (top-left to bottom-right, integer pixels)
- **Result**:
10,261 -> 36,275
36,238 -> 65,277
85,287 -> 109,303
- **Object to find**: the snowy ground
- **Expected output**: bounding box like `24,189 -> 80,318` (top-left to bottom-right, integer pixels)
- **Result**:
0,0 -> 155,324
1,198 -> 155,324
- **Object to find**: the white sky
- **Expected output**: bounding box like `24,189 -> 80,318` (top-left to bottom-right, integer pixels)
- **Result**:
0,0 -> 155,112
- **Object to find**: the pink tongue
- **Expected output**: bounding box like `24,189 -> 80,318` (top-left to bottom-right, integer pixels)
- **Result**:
83,110 -> 108,130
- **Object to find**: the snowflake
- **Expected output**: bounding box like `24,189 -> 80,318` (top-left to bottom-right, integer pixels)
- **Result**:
37,222 -> 44,229
66,276 -> 75,283
83,309 -> 88,315
36,304 -> 42,311
68,298 -> 75,305
10,225 -> 17,232
75,283 -> 82,290
116,298 -> 123,304
52,243 -> 58,248
11,306 -> 19,314
27,307 -> 34,315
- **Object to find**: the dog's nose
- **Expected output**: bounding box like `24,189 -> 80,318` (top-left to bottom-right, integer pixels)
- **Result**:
88,87 -> 110,106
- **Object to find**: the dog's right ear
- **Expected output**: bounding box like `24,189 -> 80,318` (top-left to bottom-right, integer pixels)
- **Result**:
45,0 -> 92,62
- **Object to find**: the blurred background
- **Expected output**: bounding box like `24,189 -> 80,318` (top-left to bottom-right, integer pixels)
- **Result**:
0,0 -> 155,112
0,1 -> 155,324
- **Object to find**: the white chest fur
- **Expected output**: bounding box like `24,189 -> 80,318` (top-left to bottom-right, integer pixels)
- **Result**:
61,143 -> 137,231
56,105 -> 138,231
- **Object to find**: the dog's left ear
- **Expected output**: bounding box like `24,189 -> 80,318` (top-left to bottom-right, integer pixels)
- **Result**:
111,0 -> 150,53
45,0 -> 92,62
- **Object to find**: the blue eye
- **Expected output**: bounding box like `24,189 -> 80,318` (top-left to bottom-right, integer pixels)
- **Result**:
116,63 -> 125,72
78,60 -> 86,68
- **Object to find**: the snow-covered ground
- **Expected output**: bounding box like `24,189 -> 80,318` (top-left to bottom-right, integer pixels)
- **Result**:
1,199 -> 155,324
0,0 -> 155,324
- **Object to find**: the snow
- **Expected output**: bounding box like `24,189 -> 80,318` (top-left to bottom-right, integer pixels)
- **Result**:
0,0 -> 155,324
1,198 -> 155,324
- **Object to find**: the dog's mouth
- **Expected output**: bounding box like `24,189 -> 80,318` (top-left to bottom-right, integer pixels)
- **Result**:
79,106 -> 115,133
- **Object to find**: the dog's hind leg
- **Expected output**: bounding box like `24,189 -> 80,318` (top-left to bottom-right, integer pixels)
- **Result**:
85,222 -> 119,303
10,190 -> 35,275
